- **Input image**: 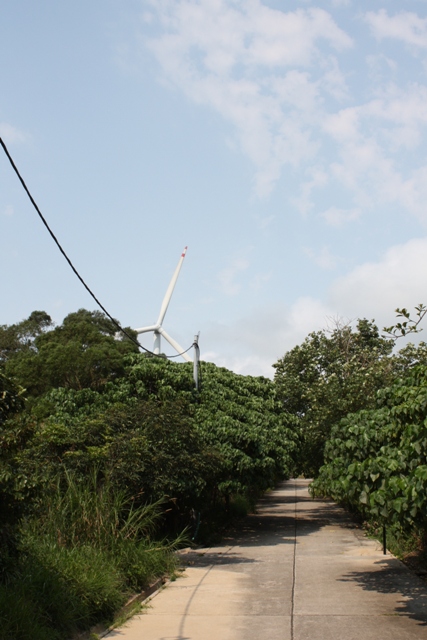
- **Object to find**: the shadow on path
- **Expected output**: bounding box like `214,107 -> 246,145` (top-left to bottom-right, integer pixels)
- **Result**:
340,559 -> 427,626
221,489 -> 359,549
181,479 -> 427,629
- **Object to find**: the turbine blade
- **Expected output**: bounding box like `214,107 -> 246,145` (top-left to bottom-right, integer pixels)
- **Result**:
159,327 -> 192,363
134,324 -> 159,335
157,247 -> 187,326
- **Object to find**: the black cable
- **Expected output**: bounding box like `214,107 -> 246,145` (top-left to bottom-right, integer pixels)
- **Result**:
0,136 -> 195,361
167,342 -> 194,358
0,137 -> 146,351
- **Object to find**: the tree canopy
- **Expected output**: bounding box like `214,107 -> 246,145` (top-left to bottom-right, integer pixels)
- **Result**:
0,310 -> 297,531
273,319 -> 394,475
312,359 -> 427,533
0,309 -> 138,397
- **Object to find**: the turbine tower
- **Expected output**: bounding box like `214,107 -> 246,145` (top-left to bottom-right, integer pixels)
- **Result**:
135,247 -> 192,362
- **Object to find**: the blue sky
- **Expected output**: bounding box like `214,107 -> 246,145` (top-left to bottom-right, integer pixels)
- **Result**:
2,0 -> 427,376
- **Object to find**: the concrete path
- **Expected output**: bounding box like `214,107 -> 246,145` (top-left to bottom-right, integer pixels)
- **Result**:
106,479 -> 427,639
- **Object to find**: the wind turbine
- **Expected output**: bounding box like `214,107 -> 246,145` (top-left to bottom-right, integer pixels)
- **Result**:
135,247 -> 193,363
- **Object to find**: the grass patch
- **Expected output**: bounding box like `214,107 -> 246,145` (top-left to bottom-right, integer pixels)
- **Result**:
0,581 -> 61,640
1,470 -> 180,639
366,521 -> 427,578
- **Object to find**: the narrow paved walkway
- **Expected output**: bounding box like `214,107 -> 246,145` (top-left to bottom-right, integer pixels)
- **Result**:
107,479 -> 427,639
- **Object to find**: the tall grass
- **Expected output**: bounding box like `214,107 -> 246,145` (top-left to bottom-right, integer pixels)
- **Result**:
32,469 -> 163,549
0,581 -> 61,640
2,470 -> 180,639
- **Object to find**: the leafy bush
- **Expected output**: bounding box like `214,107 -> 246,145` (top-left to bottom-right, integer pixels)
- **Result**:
312,364 -> 427,533
274,319 -> 393,475
195,362 -> 297,500
2,355 -> 297,521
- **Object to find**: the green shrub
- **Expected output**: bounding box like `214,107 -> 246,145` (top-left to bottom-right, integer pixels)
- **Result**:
312,365 -> 427,531
230,494 -> 250,518
19,540 -> 127,633
0,470 -> 179,639
0,582 -> 60,640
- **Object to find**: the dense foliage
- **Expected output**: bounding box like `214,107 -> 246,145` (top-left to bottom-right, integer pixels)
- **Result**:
273,319 -> 393,475
6,304 -> 427,638
0,309 -> 138,398
1,353 -> 296,522
0,309 -> 297,639
0,369 -> 24,425
273,311 -> 427,564
311,361 -> 427,534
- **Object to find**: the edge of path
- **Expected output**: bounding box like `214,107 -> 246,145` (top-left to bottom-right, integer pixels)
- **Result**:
73,478 -> 427,639
72,576 -> 168,640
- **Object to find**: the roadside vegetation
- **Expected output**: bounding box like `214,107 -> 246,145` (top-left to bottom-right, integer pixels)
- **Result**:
2,305 -> 427,638
310,358 -> 427,571
0,309 -> 296,639
274,309 -> 427,572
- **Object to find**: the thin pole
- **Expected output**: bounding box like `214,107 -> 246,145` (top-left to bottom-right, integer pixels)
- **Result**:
193,333 -> 200,390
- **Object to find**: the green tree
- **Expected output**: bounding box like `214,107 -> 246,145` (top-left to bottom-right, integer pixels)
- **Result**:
194,362 -> 297,501
1,353 -> 297,524
273,319 -> 394,476
0,310 -> 52,363
0,369 -> 28,582
0,369 -> 26,509
2,309 -> 138,397
312,362 -> 427,535
0,370 -> 25,425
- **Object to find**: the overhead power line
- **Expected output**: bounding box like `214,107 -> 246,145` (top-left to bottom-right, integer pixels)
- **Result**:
0,136 -> 194,361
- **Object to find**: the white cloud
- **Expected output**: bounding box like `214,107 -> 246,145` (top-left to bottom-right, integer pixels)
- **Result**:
205,352 -> 276,378
217,257 -> 250,296
304,245 -> 338,270
205,237 -> 427,376
3,205 -> 14,216
140,2 -> 427,221
323,106 -> 359,142
321,206 -> 360,227
320,54 -> 350,101
366,10 -> 427,49
253,213 -> 275,230
329,237 -> 427,325
145,1 -> 352,196
363,84 -> 427,132
366,53 -> 397,84
251,271 -> 272,291
292,167 -> 329,215
287,296 -> 334,339
0,123 -> 27,144
202,297 -> 333,376
322,84 -> 427,221
398,165 -> 427,222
